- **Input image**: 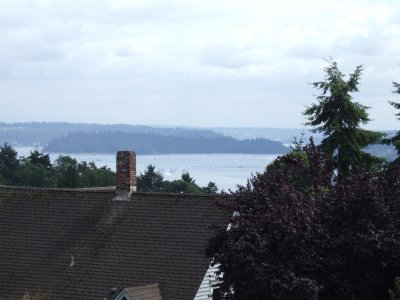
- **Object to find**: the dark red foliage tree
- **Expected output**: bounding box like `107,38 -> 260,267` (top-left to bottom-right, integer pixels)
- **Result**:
206,142 -> 400,300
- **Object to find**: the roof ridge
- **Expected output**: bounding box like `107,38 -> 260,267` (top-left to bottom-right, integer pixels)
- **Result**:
0,185 -> 116,192
0,185 -> 222,198
134,191 -> 221,198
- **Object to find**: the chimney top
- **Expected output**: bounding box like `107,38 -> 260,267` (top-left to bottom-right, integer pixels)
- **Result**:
113,151 -> 136,201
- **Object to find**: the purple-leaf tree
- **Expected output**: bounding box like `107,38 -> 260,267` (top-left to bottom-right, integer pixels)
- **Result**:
206,141 -> 400,300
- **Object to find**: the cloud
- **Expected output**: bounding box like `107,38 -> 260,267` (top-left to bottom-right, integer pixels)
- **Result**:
13,40 -> 64,61
199,45 -> 254,69
113,45 -> 146,58
0,0 -> 400,129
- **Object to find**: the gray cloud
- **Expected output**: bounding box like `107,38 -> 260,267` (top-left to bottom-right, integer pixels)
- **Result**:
13,41 -> 64,61
113,46 -> 145,58
199,46 -> 255,69
0,0 -> 399,129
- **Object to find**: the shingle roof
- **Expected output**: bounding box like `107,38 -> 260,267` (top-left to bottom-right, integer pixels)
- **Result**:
0,186 -> 227,300
120,283 -> 163,300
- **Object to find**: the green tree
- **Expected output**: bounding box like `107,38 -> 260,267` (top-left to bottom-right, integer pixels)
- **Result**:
26,149 -> 52,169
163,179 -> 201,193
163,171 -> 201,193
52,155 -> 80,188
0,145 -> 116,188
17,162 -> 55,187
201,181 -> 219,194
383,81 -> 400,165
0,143 -> 20,185
138,166 -> 220,194
303,60 -> 384,176
137,165 -> 164,192
78,161 -> 115,187
16,149 -> 54,187
181,171 -> 195,183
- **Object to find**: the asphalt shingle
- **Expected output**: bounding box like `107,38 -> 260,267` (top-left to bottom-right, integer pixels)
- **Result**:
0,186 -> 227,300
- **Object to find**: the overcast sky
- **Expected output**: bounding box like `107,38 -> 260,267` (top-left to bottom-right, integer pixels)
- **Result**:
1,0 -> 400,129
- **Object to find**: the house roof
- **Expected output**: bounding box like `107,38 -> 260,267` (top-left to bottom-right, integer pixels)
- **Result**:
116,283 -> 163,300
0,186 -> 227,300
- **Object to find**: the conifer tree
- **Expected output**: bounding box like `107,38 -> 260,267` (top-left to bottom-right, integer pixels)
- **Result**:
0,143 -> 20,184
383,81 -> 400,163
303,60 -> 384,176
137,165 -> 164,192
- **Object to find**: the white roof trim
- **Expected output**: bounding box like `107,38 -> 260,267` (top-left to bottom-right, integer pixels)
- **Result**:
113,290 -> 132,300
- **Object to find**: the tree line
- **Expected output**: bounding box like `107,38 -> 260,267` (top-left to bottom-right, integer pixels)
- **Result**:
206,60 -> 400,300
0,122 -> 223,147
0,145 -> 219,194
137,164 -> 219,194
0,145 -> 116,188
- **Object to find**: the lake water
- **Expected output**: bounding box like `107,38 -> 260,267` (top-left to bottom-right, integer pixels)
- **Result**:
15,147 -> 280,191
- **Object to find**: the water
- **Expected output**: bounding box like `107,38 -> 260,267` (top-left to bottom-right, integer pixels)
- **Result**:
15,147 -> 280,191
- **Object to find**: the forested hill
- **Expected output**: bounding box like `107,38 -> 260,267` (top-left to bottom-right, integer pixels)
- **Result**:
43,131 -> 289,154
0,122 -> 222,146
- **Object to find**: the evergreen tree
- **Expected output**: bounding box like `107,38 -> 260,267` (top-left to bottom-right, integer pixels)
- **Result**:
17,162 -> 55,187
303,60 -> 384,176
26,149 -> 52,169
181,171 -> 195,183
77,161 -> 115,187
137,165 -> 164,192
163,171 -> 202,193
163,179 -> 201,193
201,181 -> 219,194
383,81 -> 400,164
0,143 -> 20,185
52,155 -> 80,188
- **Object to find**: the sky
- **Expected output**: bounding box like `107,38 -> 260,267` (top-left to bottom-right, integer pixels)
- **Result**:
1,0 -> 400,129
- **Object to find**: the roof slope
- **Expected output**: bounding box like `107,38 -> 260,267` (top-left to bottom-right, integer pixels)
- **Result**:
0,186 -> 227,300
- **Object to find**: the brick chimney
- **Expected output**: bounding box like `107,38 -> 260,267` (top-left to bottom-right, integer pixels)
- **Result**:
113,151 -> 137,201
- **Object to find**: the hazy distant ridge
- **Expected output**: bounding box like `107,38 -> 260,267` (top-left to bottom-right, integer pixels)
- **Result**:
0,122 -> 222,146
210,127 -> 317,143
43,131 -> 289,155
1,122 -> 395,158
